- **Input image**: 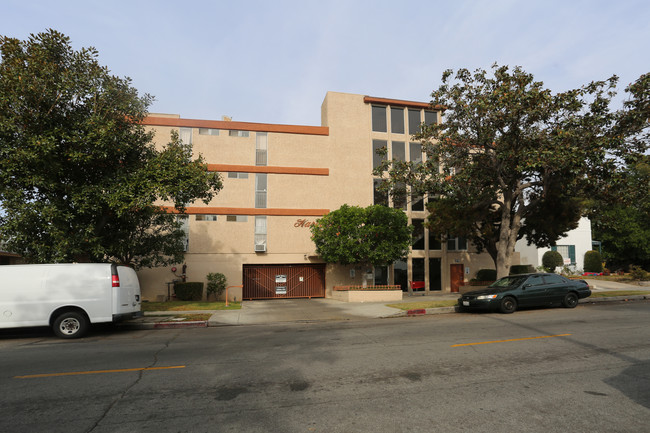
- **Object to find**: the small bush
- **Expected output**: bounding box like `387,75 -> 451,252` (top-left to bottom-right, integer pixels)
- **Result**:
510,265 -> 535,275
475,269 -> 497,281
174,282 -> 204,301
583,250 -> 603,273
206,272 -> 228,299
630,265 -> 649,281
542,251 -> 564,273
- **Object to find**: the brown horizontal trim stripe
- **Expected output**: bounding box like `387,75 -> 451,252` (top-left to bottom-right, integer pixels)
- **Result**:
364,96 -> 444,111
207,164 -> 329,176
165,207 -> 329,216
142,117 -> 329,136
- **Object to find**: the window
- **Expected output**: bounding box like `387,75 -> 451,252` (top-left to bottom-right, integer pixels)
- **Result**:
409,142 -> 422,163
552,245 -> 576,265
429,232 -> 441,250
229,130 -> 250,137
411,193 -> 424,211
372,105 -> 387,132
412,258 -> 425,290
392,182 -> 407,210
179,128 -> 193,145
227,172 -> 249,179
392,141 -> 405,161
373,178 -> 388,206
408,109 -> 421,135
255,216 -> 267,252
374,266 -> 388,285
256,132 -> 268,166
391,107 -> 404,134
255,173 -> 267,208
177,215 -> 189,251
412,219 -> 425,250
199,128 -> 219,136
424,110 -> 437,126
543,274 -> 567,284
373,140 -> 387,169
226,215 -> 248,222
195,215 -> 217,221
447,236 -> 467,251
526,275 -> 545,286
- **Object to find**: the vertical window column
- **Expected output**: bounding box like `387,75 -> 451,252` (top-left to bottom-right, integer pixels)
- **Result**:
256,132 -> 268,166
255,173 -> 267,208
255,216 -> 267,252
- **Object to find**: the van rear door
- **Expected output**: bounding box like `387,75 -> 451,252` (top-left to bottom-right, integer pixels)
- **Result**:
112,265 -> 142,320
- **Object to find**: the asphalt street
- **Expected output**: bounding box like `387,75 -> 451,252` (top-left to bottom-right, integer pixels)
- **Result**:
1,300 -> 649,432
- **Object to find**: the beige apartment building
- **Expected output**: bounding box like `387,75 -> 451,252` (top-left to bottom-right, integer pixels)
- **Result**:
137,91 -> 496,302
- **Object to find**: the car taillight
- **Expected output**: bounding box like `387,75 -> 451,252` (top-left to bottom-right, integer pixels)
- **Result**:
112,274 -> 120,287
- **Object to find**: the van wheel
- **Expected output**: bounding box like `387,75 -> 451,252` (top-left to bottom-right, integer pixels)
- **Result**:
53,312 -> 89,339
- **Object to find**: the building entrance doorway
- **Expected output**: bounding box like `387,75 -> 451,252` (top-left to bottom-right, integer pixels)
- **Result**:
450,264 -> 464,293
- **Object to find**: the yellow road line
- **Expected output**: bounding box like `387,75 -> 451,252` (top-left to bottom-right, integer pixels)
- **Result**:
14,365 -> 185,379
451,334 -> 572,347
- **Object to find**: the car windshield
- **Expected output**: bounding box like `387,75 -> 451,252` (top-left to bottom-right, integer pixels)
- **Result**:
489,276 -> 527,288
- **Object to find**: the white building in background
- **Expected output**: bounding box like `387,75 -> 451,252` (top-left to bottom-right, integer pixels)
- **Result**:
516,217 -> 593,272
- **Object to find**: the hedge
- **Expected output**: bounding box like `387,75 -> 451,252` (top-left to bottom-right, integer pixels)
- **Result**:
174,282 -> 204,301
510,265 -> 535,275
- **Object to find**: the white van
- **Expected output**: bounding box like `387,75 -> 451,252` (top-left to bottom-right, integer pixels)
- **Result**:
0,263 -> 142,338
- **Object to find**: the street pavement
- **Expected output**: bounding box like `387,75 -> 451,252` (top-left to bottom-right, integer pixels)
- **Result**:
127,278 -> 650,330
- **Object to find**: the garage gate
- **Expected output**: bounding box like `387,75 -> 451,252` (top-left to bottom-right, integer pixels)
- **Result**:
242,264 -> 326,300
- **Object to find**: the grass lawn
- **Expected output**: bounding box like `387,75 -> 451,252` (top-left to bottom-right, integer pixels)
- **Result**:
589,291 -> 649,298
145,313 -> 214,321
141,301 -> 241,312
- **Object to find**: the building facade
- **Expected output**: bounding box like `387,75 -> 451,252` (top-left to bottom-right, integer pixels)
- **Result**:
137,92 -> 496,302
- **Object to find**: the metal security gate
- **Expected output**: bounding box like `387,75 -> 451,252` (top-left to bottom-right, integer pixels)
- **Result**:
243,264 -> 326,300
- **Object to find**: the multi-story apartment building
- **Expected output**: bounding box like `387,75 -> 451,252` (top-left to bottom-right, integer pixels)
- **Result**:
137,92 -> 496,302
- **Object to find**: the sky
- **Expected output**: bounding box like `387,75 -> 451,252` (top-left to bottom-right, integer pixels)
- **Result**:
1,0 -> 649,126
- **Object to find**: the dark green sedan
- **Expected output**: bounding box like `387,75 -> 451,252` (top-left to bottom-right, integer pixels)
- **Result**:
458,273 -> 591,314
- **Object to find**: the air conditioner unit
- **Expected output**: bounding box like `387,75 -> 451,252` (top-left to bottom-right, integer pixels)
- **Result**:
255,243 -> 266,252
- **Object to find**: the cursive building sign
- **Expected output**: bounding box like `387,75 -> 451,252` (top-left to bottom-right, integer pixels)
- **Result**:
294,219 -> 317,228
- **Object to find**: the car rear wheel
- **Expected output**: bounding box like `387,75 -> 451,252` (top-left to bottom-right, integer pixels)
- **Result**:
563,292 -> 579,308
499,296 -> 517,314
53,311 -> 89,339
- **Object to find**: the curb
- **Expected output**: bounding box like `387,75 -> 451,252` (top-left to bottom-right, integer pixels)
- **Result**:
398,295 -> 649,318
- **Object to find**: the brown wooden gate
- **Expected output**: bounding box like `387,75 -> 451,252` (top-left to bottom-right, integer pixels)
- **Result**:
242,264 -> 326,300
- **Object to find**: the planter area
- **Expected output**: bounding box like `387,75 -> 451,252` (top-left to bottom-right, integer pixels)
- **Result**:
333,285 -> 403,302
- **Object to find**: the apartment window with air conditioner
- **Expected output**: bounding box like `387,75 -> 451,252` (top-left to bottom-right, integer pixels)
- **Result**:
255,216 -> 267,252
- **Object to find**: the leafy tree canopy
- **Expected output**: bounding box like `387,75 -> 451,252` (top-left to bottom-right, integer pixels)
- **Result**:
310,204 -> 412,267
589,154 -> 650,270
375,64 -> 648,278
0,29 -> 222,268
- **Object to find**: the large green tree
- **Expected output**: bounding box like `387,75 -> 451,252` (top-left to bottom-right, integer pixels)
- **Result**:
310,204 -> 412,267
0,30 -> 222,267
590,155 -> 650,270
376,65 -> 648,278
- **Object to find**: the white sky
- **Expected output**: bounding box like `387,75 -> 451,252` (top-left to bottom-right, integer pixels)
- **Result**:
2,0 -> 649,126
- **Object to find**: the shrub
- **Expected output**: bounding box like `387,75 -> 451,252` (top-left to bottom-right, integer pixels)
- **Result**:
206,272 -> 228,299
583,250 -> 603,273
475,269 -> 497,281
630,265 -> 649,281
542,251 -> 564,273
174,282 -> 204,301
510,265 -> 535,275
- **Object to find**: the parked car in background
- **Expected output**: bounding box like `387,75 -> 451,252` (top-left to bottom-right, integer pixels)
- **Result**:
0,263 -> 141,338
458,273 -> 591,314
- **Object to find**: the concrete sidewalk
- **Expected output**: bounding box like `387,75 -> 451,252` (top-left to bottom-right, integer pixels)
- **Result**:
124,281 -> 650,330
